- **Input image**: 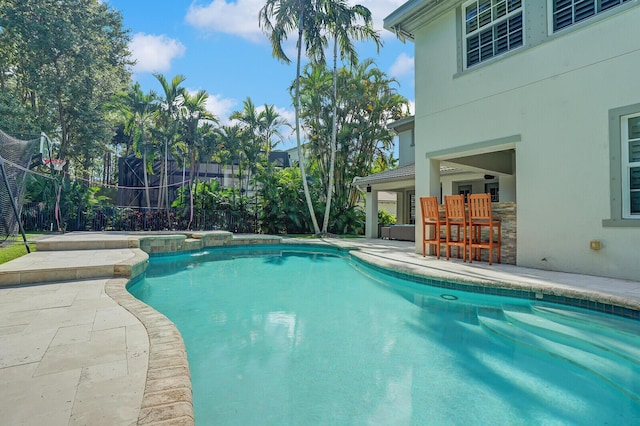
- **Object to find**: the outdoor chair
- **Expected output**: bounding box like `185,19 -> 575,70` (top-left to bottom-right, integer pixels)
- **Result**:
468,193 -> 501,265
420,196 -> 445,258
444,194 -> 467,262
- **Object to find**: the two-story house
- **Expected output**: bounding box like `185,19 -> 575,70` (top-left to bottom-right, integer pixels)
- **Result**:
384,0 -> 640,280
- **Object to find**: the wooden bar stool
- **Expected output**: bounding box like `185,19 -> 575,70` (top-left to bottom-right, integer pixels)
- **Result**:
468,193 -> 501,265
444,195 -> 468,262
420,196 -> 445,258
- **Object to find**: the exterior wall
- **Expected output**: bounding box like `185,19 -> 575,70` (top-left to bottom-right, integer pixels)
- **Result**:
398,129 -> 415,167
413,4 -> 640,280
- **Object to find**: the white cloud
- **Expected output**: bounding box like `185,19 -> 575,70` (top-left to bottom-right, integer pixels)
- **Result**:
130,33 -> 186,73
389,52 -> 414,78
185,0 -> 264,42
408,100 -> 415,115
206,94 -> 238,125
185,0 -> 406,42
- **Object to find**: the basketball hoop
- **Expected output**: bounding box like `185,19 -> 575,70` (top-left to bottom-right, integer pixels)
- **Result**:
44,158 -> 66,171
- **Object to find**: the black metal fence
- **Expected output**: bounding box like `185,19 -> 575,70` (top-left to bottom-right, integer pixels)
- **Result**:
20,203 -> 259,233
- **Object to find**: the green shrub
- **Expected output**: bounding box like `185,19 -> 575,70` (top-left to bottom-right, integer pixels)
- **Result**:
377,209 -> 396,226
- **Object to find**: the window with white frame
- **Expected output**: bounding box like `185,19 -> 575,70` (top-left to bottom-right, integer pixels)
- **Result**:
552,0 -> 631,32
622,113 -> 640,218
463,0 -> 523,68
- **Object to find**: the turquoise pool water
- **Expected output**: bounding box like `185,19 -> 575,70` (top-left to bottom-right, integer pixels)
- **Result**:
129,246 -> 640,425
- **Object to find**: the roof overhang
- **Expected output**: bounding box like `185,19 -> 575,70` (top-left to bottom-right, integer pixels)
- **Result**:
352,163 -> 415,187
352,162 -> 463,189
387,116 -> 415,134
384,0 -> 458,42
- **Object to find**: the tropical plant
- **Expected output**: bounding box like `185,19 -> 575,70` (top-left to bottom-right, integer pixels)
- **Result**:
215,124 -> 247,203
118,82 -> 158,210
259,0 -> 327,235
321,0 -> 381,234
256,166 -> 322,234
153,73 -> 186,210
230,98 -> 267,192
259,104 -> 289,156
179,89 -> 217,228
298,59 -> 410,231
377,209 -> 396,226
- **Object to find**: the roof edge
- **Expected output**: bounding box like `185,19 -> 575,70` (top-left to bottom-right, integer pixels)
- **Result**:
387,116 -> 415,133
383,0 -> 457,41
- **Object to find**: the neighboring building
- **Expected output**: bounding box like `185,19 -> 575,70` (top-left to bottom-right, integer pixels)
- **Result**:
384,0 -> 640,280
117,152 -> 290,208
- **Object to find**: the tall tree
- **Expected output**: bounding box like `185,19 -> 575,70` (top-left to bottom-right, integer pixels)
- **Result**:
321,0 -> 380,233
0,0 -> 131,174
153,73 -> 186,210
180,89 -> 217,228
298,59 -> 410,225
119,82 -> 158,210
259,0 -> 326,235
258,104 -> 288,156
216,124 -> 246,194
180,89 -> 217,186
231,98 -> 288,191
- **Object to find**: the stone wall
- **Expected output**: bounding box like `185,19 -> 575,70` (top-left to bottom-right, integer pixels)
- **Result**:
436,201 -> 516,265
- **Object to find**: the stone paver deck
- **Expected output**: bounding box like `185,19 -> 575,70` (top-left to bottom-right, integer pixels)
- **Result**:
1,232 -> 639,425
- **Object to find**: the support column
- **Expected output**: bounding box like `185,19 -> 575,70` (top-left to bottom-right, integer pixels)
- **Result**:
364,187 -> 379,239
414,158 -> 441,251
396,192 -> 405,224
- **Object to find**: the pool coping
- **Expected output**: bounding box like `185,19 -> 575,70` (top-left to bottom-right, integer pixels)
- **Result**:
6,232 -> 640,425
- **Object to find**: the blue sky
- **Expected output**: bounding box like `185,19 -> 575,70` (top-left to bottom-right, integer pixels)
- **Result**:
107,0 -> 415,150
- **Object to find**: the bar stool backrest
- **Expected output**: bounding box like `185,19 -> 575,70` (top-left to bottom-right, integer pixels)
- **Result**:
468,193 -> 492,223
444,194 -> 466,225
420,196 -> 440,223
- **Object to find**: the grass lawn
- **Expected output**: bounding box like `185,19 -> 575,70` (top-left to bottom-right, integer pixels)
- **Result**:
0,234 -> 42,264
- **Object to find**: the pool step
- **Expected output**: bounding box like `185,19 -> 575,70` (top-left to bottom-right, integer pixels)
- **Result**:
501,307 -> 640,366
477,314 -> 640,402
532,304 -> 640,340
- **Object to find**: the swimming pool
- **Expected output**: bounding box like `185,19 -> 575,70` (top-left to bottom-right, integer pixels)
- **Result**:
129,246 -> 640,425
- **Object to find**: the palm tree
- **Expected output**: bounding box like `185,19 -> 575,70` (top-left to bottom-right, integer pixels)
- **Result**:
154,73 -> 186,210
321,0 -> 380,234
181,89 -> 217,184
258,104 -> 288,156
259,0 -> 326,235
180,89 -> 217,228
119,82 -> 158,210
216,124 -> 246,196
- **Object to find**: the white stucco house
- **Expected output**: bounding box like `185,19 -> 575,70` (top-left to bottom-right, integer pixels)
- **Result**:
381,0 -> 640,280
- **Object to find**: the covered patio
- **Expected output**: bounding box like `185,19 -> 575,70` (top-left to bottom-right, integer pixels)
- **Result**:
354,116 -> 518,264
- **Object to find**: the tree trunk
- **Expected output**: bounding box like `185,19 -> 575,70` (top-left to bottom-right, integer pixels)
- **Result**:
142,148 -> 151,210
322,38 -> 339,234
296,10 -> 320,235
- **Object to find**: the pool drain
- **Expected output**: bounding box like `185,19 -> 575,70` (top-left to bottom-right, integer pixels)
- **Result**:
440,294 -> 458,301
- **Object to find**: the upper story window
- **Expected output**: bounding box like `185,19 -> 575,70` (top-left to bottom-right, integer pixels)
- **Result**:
622,113 -> 640,218
552,0 -> 631,31
463,0 -> 523,68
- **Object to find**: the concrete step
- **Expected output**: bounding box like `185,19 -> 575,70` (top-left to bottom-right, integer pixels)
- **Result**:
36,233 -> 139,251
0,248 -> 148,286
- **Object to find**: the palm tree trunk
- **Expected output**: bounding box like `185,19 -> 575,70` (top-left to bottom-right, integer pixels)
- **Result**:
142,148 -> 151,210
296,9 -> 321,235
322,38 -> 339,234
164,138 -> 170,212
